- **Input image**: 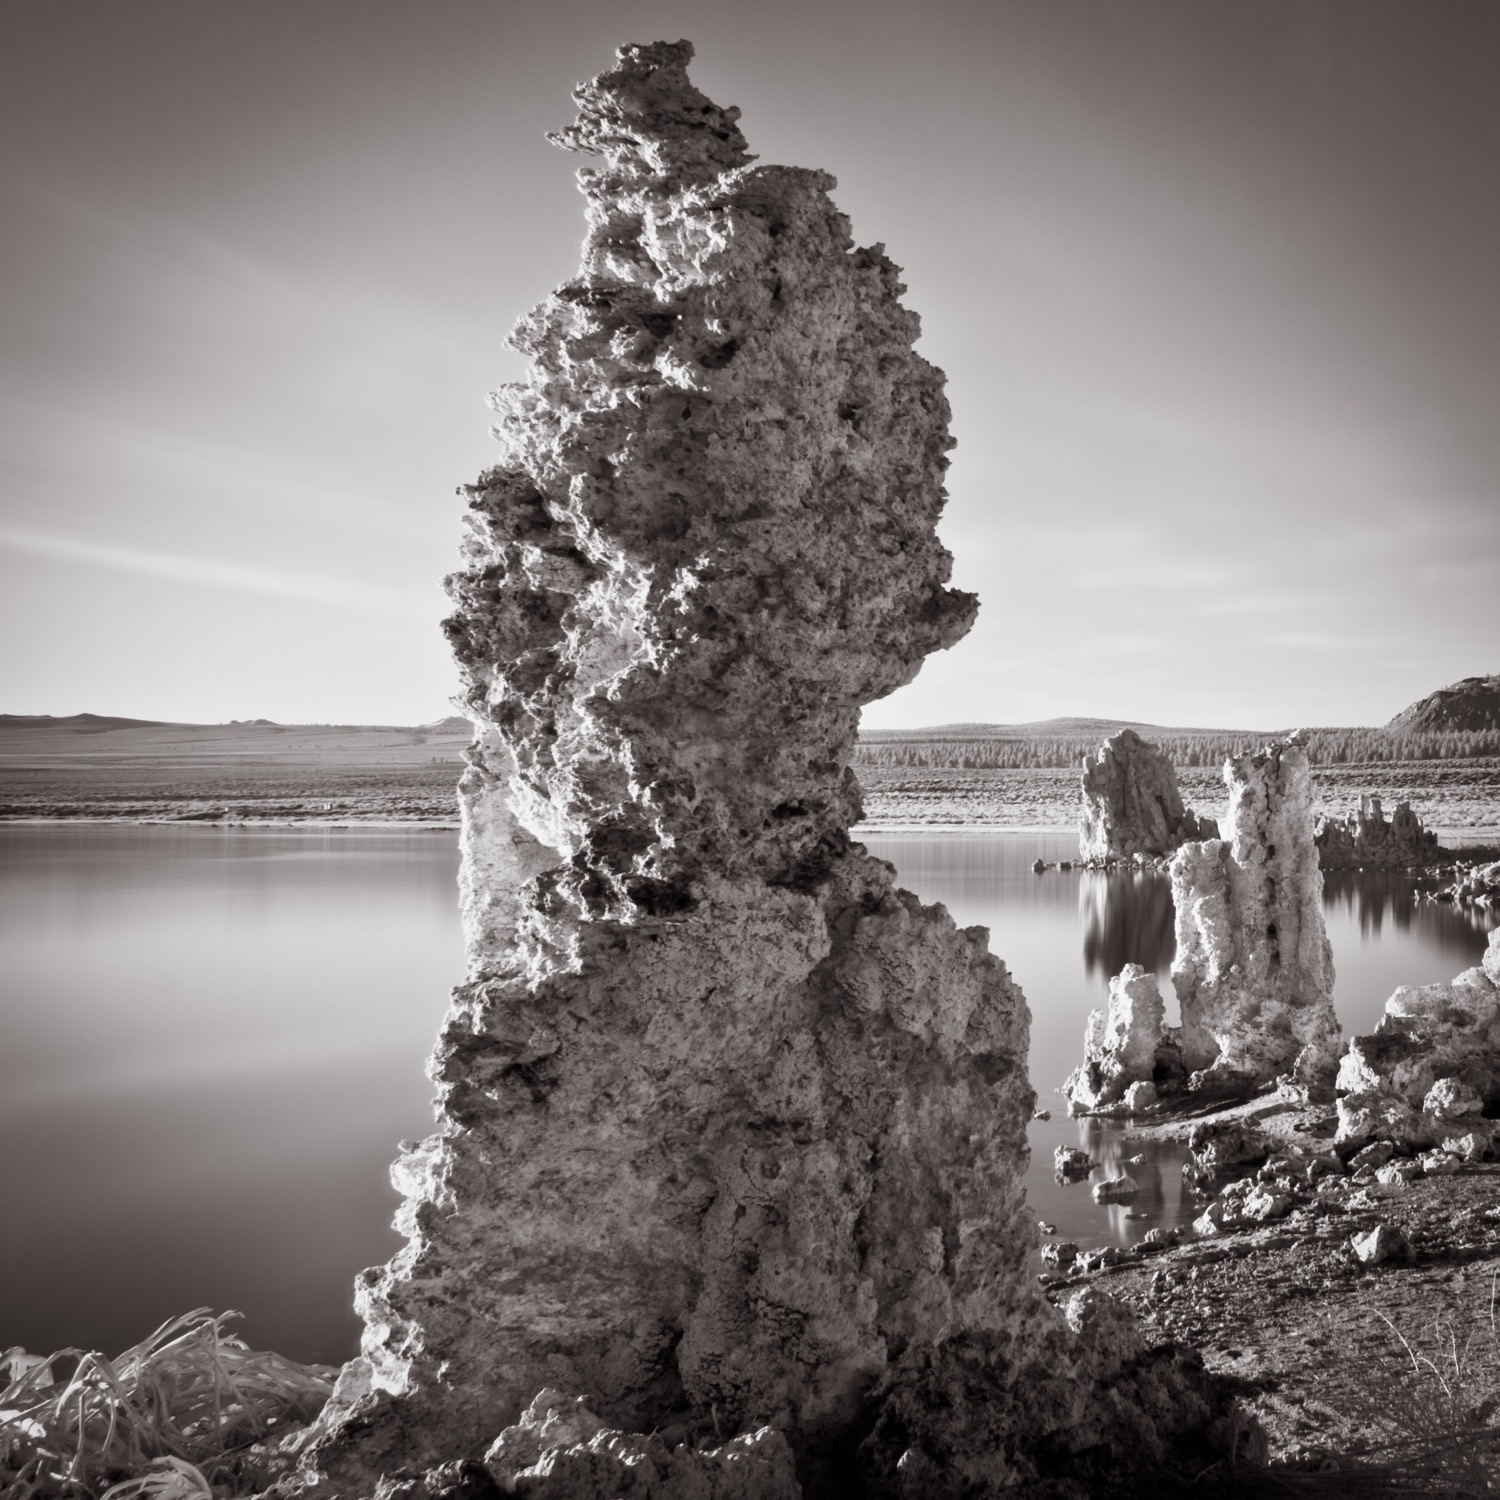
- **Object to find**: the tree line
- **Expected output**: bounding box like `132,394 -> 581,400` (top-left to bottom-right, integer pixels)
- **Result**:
853,727 -> 1500,771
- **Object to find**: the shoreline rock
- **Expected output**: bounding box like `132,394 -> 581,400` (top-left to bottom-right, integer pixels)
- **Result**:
1062,963 -> 1172,1113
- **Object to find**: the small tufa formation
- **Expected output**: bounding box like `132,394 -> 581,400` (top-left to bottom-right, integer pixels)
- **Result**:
1336,928 -> 1500,1117
1315,795 -> 1440,869
482,1390 -> 800,1498
1078,729 -> 1219,862
1169,737 -> 1341,1094
1427,859 -> 1500,909
296,40 -> 1250,1500
1063,963 -> 1172,1112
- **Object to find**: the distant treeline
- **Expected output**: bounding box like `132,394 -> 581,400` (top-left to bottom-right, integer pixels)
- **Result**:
854,728 -> 1500,771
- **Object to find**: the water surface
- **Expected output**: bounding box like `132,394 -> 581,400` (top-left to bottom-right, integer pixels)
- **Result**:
0,825 -> 1490,1361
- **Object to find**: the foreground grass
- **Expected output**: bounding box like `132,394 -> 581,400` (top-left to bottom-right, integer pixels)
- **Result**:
9,1286 -> 1500,1498
0,1310 -> 333,1499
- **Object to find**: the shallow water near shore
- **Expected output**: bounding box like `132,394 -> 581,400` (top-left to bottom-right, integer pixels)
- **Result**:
0,824 -> 1492,1363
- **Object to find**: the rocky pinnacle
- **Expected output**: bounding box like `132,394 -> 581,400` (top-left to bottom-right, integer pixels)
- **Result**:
298,42 -> 1244,1497
1171,737 -> 1341,1091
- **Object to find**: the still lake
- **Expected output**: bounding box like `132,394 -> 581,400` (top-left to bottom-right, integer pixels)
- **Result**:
1,825 -> 1492,1365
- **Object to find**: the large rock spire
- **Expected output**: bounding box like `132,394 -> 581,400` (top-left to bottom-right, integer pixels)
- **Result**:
298,42 -> 1244,1498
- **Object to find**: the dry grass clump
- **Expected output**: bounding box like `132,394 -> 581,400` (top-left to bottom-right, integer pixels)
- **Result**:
1245,1279 -> 1500,1498
0,1309 -> 335,1499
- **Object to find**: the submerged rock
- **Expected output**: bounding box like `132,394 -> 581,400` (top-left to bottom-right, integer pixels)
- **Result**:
1315,795 -> 1440,869
291,40 -> 1252,1499
1170,737 -> 1340,1094
1092,1174 -> 1140,1204
1055,1145 -> 1095,1181
1079,729 -> 1219,861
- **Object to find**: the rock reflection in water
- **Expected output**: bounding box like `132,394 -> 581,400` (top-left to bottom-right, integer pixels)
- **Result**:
1322,868 -> 1496,942
1024,1111 -> 1196,1259
1080,868 -> 1176,980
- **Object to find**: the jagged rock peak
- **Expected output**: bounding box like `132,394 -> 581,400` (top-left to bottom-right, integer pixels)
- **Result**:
546,40 -> 754,184
451,39 -> 976,939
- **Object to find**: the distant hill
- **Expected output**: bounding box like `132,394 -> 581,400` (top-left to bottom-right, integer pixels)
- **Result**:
1389,675 -> 1500,733
0,713 -> 183,732
861,717 -> 1274,742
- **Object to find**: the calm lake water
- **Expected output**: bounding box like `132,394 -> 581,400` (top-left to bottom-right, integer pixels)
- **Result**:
1,825 -> 1492,1364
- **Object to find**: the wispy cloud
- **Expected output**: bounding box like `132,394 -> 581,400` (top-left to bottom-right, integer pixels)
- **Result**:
0,522 -> 434,618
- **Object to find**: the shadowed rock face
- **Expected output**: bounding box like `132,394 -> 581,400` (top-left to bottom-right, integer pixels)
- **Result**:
1170,738 -> 1340,1092
1078,729 -> 1218,861
1315,795 -> 1440,869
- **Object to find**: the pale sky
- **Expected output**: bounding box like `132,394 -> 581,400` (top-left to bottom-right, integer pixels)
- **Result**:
2,1 -> 1496,729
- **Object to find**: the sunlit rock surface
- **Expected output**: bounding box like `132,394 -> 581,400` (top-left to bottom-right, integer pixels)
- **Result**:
482,1390 -> 800,1499
1078,729 -> 1218,861
1063,962 -> 1166,1111
290,40 -> 1247,1500
1169,737 -> 1340,1092
1336,928 -> 1500,1112
1315,795 -> 1439,869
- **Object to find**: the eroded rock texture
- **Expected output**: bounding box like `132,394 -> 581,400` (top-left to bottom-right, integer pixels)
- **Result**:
294,40 -> 1245,1500
1336,927 -> 1500,1111
1078,730 -> 1218,862
1063,963 -> 1166,1112
1315,795 -> 1439,869
1169,738 -> 1341,1092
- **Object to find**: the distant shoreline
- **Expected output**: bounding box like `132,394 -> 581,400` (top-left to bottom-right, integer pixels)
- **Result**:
4,814 -> 1498,848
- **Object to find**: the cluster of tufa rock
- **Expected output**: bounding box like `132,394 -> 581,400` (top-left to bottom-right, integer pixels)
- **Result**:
1066,736 -> 1341,1111
1078,729 -> 1218,862
1334,928 -> 1500,1154
1314,795 -> 1439,870
285,41 -> 1251,1500
1424,859 -> 1500,909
